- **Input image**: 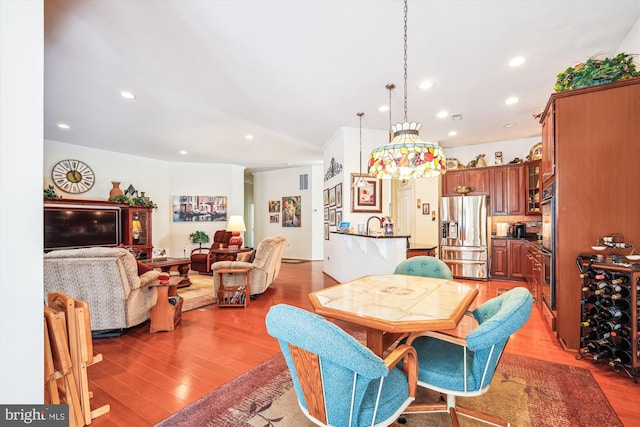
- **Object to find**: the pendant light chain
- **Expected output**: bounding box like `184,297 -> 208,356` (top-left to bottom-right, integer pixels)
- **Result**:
358,112 -> 364,175
403,0 -> 408,123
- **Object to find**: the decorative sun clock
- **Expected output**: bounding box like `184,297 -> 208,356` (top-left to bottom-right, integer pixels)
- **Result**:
51,159 -> 95,194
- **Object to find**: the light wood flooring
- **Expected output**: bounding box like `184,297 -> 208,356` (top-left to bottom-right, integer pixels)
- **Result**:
85,261 -> 638,426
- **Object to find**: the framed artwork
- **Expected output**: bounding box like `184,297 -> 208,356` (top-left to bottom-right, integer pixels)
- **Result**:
350,174 -> 383,213
268,200 -> 280,213
324,206 -> 329,221
335,210 -> 342,229
324,223 -> 330,240
335,183 -> 342,208
282,196 -> 301,227
329,186 -> 336,207
269,214 -> 279,223
329,208 -> 336,226
422,203 -> 430,215
172,195 -> 227,222
323,188 -> 329,206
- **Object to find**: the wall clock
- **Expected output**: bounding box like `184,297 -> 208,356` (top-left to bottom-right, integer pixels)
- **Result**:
51,159 -> 95,194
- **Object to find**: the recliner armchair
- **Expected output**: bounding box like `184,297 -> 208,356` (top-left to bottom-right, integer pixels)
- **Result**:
266,304 -> 418,427
401,287 -> 533,426
212,235 -> 286,297
43,247 -> 160,332
190,230 -> 233,273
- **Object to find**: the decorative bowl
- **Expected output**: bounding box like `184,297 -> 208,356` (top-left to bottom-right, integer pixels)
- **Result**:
626,255 -> 640,261
454,186 -> 474,195
591,245 -> 606,251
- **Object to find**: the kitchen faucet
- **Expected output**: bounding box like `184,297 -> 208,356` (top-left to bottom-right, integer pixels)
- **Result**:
366,216 -> 382,235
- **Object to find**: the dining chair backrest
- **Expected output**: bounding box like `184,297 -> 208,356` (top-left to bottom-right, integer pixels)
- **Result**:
393,256 -> 453,280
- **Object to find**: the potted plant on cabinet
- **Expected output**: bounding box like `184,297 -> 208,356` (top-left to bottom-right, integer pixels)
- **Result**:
188,230 -> 210,249
555,52 -> 639,92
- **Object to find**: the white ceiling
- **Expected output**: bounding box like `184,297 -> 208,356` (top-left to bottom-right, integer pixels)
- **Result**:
44,0 -> 639,174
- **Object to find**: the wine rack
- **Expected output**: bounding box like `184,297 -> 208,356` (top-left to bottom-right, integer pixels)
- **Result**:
576,256 -> 640,382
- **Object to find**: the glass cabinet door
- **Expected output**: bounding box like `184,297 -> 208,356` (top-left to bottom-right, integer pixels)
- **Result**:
526,160 -> 541,215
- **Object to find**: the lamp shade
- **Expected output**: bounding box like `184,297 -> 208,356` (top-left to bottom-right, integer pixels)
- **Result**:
368,122 -> 447,179
226,215 -> 246,247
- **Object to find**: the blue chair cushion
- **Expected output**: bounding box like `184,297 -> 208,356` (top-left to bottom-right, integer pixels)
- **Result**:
393,256 -> 453,280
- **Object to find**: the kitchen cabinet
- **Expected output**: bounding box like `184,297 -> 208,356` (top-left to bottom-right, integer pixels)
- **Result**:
121,206 -> 153,259
490,238 -> 526,281
525,160 -> 542,215
539,78 -> 640,350
526,242 -> 542,305
490,164 -> 525,216
441,168 -> 490,196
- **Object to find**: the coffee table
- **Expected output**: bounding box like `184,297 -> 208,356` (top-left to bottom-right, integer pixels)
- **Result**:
142,257 -> 191,288
309,274 -> 478,357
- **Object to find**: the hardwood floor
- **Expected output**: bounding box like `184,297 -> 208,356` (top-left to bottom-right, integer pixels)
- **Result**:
86,262 -> 638,426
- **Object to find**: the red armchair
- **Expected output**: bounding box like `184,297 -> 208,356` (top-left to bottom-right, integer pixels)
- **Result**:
190,230 -> 232,273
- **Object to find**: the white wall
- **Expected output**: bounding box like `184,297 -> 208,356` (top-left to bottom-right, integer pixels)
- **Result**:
617,17 -> 640,54
252,165 -> 323,260
443,135 -> 540,167
1,0 -> 43,403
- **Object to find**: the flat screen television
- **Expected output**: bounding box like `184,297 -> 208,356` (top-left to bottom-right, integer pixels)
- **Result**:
44,206 -> 121,251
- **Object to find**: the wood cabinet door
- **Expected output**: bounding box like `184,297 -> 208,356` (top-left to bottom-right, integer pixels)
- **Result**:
490,241 -> 508,277
465,169 -> 490,195
441,170 -> 465,196
541,105 -> 555,183
508,240 -> 527,279
490,164 -> 524,216
525,160 -> 542,215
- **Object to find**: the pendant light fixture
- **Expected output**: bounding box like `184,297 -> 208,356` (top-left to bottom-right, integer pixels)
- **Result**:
368,0 -> 447,179
354,112 -> 368,188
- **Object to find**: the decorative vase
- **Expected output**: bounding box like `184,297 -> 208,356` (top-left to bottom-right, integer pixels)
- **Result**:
110,181 -> 123,198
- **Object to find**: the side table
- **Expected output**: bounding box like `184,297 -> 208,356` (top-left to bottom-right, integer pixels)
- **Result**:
216,267 -> 251,308
149,276 -> 183,332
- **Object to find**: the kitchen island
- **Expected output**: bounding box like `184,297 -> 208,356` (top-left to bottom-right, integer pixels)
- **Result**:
324,232 -> 410,282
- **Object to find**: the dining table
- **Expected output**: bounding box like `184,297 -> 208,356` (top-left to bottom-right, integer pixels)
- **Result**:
308,274 -> 479,357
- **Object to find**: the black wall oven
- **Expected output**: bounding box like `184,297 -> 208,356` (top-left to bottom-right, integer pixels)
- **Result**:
540,182 -> 555,309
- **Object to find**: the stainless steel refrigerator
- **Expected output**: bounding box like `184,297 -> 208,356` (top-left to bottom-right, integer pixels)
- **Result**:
440,195 -> 488,280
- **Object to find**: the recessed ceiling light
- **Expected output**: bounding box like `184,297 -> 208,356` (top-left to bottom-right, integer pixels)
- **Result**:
419,80 -> 433,90
503,123 -> 514,128
448,131 -> 457,136
436,110 -> 449,119
245,134 -> 254,140
509,56 -> 526,67
120,91 -> 136,100
451,114 -> 463,121
57,123 -> 70,129
179,150 -> 187,155
379,105 -> 389,112
505,97 -> 519,105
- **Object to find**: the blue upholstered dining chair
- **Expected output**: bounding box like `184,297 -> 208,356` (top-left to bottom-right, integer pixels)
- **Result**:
393,256 -> 453,280
265,304 -> 418,427
402,287 -> 532,426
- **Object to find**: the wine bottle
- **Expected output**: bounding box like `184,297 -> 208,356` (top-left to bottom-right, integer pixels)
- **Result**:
579,270 -> 595,279
611,287 -> 630,300
612,311 -> 631,325
594,287 -> 613,295
617,337 -> 632,351
611,274 -> 629,285
583,306 -> 600,318
599,296 -> 613,308
587,329 -> 611,340
598,321 -> 621,332
582,295 -> 601,306
594,270 -> 611,281
581,318 -> 599,328
579,342 -> 599,355
608,350 -> 631,367
614,299 -> 630,311
592,344 -> 613,361
617,326 -> 631,338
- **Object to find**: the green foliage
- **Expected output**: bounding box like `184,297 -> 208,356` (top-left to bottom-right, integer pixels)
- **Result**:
555,52 -> 639,92
43,185 -> 61,199
188,230 -> 210,244
109,194 -> 157,209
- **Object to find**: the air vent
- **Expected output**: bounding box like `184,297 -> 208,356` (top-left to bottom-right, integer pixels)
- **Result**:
299,174 -> 309,190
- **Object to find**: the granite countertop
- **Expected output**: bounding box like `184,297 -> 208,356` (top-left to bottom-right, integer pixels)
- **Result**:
330,231 -> 410,239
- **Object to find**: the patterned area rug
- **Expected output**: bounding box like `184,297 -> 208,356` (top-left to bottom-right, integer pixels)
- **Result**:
177,274 -> 215,311
155,348 -> 621,427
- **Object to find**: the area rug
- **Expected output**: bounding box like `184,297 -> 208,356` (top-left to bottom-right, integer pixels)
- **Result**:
177,274 -> 215,311
155,351 -> 621,427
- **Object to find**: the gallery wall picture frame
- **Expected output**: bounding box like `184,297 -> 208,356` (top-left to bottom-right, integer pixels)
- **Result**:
269,214 -> 279,223
422,203 -> 430,215
335,183 -> 343,208
335,210 -> 342,229
324,206 -> 329,221
282,195 -> 301,227
268,200 -> 280,213
350,174 -> 383,213
329,208 -> 336,226
324,223 -> 330,240
329,186 -> 336,207
172,195 -> 227,222
323,188 -> 329,206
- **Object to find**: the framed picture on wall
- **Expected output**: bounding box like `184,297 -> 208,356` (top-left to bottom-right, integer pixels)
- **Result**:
329,186 -> 336,207
422,203 -> 430,215
269,214 -> 279,223
324,206 -> 329,221
335,210 -> 342,229
323,188 -> 329,206
329,208 -> 336,226
324,223 -> 330,240
335,183 -> 343,208
268,200 -> 280,213
350,174 -> 382,213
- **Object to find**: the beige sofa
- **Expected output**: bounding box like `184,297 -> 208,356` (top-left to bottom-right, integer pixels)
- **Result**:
212,236 -> 286,297
44,247 -> 159,332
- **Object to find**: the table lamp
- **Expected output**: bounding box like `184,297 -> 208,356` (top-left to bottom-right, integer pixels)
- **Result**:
226,215 -> 246,248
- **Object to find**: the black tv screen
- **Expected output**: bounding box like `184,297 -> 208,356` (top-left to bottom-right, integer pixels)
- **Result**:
44,207 -> 121,251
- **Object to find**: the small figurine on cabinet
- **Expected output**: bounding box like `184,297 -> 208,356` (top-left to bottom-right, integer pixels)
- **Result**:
494,151 -> 503,165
